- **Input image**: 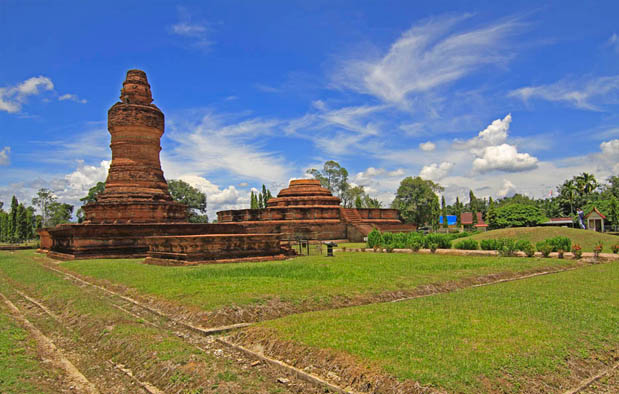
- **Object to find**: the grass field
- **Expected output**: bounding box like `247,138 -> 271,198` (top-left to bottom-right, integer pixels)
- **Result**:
61,251 -> 576,313
0,302 -> 56,393
459,227 -> 618,253
257,263 -> 619,392
0,250 -> 290,392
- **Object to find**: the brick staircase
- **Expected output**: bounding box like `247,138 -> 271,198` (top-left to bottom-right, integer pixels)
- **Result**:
340,208 -> 363,224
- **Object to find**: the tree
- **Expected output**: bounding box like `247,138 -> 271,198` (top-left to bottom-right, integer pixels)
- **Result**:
605,175 -> 619,199
307,160 -> 349,201
250,191 -> 259,209
47,202 -> 73,227
493,204 -> 546,228
455,196 -> 462,227
469,190 -> 478,226
391,176 -> 443,227
431,197 -> 440,231
559,179 -> 578,215
9,196 -> 18,242
608,196 -> 619,231
168,180 -> 208,223
441,195 -> 448,229
80,182 -> 106,204
576,172 -> 598,195
487,197 -> 498,230
32,189 -> 55,227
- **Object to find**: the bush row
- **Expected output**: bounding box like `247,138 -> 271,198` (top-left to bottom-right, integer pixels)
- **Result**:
367,229 -> 474,250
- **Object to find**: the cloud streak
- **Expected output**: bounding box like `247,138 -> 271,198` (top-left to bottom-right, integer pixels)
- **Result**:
0,76 -> 54,113
333,15 -> 520,106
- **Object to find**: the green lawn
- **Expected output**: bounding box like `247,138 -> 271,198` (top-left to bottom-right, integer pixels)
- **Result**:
258,263 -> 619,392
460,227 -> 618,253
0,304 -> 56,393
0,250 -> 288,392
62,251 -> 575,313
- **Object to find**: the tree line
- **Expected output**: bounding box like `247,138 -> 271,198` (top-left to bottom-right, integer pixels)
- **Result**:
0,189 -> 73,243
308,160 -> 619,231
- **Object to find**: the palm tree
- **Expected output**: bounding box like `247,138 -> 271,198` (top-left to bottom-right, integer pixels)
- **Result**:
576,172 -> 598,195
561,180 -> 578,215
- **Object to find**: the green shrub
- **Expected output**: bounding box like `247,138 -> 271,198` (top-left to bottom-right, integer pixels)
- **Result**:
453,239 -> 479,250
429,243 -> 438,253
499,238 -> 517,257
480,239 -> 498,250
382,232 -> 394,247
424,233 -> 452,249
536,241 -> 553,258
612,244 -> 619,254
514,239 -> 532,252
367,229 -> 383,248
547,236 -> 571,252
522,242 -> 536,257
409,238 -> 422,251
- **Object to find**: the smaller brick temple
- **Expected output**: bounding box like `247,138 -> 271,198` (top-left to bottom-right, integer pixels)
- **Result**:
217,179 -> 416,241
39,70 -> 283,264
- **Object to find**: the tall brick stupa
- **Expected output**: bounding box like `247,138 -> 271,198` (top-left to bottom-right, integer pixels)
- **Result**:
38,70 -> 283,263
82,70 -> 187,223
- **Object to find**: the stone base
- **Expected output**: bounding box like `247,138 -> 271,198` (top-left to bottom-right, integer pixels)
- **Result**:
40,223 -> 252,260
145,233 -> 283,265
82,200 -> 187,224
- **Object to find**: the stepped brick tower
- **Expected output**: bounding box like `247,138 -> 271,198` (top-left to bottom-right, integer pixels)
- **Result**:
217,179 -> 416,241
38,69 -> 283,264
82,70 -> 187,223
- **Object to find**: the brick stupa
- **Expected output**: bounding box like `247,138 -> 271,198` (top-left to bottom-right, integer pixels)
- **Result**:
217,179 -> 416,241
39,70 -> 283,263
82,70 -> 187,224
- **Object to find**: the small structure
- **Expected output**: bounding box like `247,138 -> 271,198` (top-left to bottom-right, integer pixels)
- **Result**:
585,207 -> 608,232
460,212 -> 487,232
541,217 -> 574,227
217,179 -> 416,242
39,70 -> 283,264
439,215 -> 458,229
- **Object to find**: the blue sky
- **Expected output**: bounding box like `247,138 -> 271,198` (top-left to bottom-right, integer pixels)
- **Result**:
1,1 -> 618,218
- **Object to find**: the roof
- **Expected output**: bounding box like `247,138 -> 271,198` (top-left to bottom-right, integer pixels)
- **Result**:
439,215 -> 457,225
584,207 -> 607,220
460,212 -> 485,225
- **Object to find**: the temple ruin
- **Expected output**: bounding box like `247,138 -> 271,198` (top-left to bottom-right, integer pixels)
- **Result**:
39,70 -> 282,264
217,179 -> 416,242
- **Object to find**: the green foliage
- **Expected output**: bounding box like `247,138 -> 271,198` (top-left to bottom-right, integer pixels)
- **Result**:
80,181 -> 105,204
31,189 -> 55,227
536,241 -> 554,258
453,239 -> 478,250
168,179 -> 208,223
47,202 -> 73,227
498,238 -> 517,257
367,228 -> 383,248
521,242 -> 536,257
391,176 -> 443,227
546,236 -> 571,252
441,195 -> 448,229
307,160 -> 349,201
493,203 -> 546,228
423,233 -> 452,249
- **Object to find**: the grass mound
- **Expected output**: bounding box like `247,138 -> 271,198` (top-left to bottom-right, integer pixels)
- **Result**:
459,227 -> 617,252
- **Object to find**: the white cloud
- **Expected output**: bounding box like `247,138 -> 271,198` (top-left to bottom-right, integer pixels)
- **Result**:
55,160 -> 110,202
497,179 -> 516,198
178,175 -> 249,219
457,113 -> 511,152
607,33 -> 619,53
600,139 -> 619,173
0,76 -> 54,113
472,143 -> 538,173
333,15 -> 519,106
164,111 -> 292,184
419,161 -> 454,180
509,76 -> 619,111
0,147 -> 10,166
419,141 -> 436,151
58,93 -> 87,104
168,7 -> 212,49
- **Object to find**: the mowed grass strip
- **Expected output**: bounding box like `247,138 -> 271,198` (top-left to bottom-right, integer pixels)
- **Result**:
258,263 -> 619,393
61,251 -> 576,311
0,303 -> 58,393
